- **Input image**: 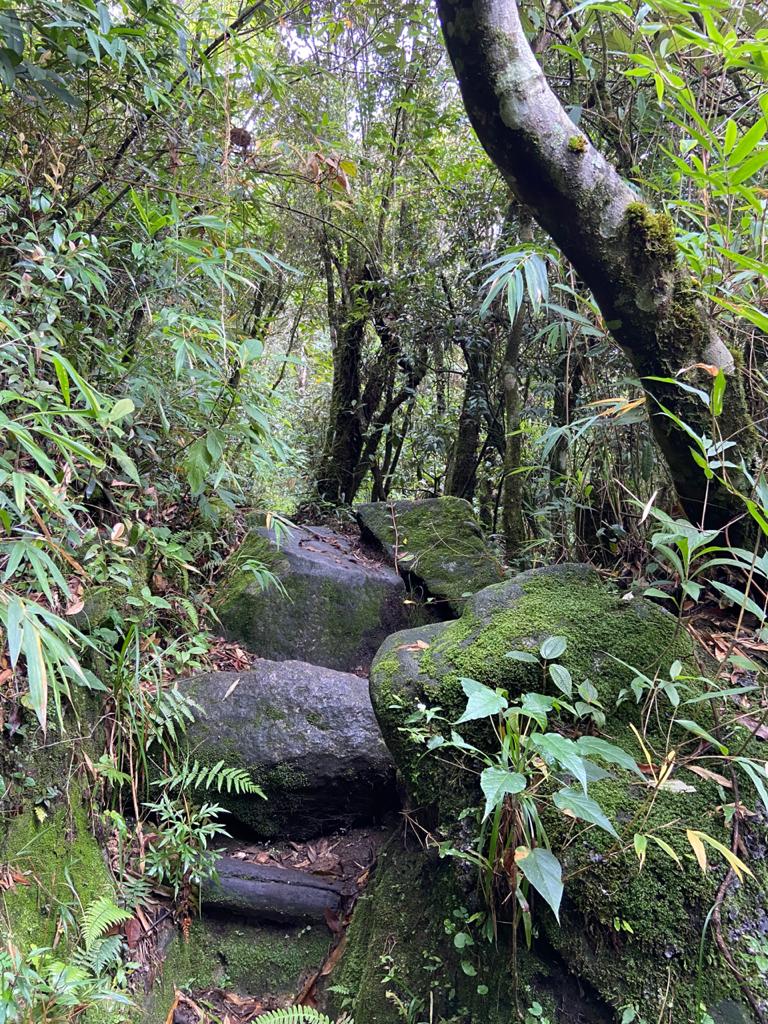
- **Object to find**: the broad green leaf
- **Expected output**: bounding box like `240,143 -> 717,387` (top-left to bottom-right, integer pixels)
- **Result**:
505,649 -> 538,664
711,371 -> 726,417
108,397 -> 135,423
111,443 -> 141,486
673,719 -> 728,755
553,786 -> 618,838
6,597 -> 23,666
633,833 -> 647,869
710,581 -> 766,623
515,847 -> 563,921
480,766 -> 526,820
22,622 -> 48,733
540,635 -> 567,660
575,736 -> 643,778
532,733 -> 588,791
548,663 -> 572,697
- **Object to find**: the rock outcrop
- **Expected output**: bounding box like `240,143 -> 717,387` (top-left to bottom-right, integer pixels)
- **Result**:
356,496 -> 503,611
215,524 -> 419,672
182,663 -> 398,838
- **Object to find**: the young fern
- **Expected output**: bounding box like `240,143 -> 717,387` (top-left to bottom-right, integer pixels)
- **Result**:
81,896 -> 132,952
155,756 -> 265,798
75,934 -> 124,975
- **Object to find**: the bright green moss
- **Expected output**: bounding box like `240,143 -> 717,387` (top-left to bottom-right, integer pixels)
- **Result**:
626,201 -> 677,265
1,796 -> 113,949
371,565 -> 695,808
568,134 -> 587,153
329,838 -> 606,1024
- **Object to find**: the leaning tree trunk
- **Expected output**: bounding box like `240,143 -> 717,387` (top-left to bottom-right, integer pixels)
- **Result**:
435,0 -> 756,540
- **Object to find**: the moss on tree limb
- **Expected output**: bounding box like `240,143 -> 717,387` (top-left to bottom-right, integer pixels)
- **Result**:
435,0 -> 756,540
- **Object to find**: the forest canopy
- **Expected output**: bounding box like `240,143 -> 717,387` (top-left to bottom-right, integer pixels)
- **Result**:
1,0 -> 768,1021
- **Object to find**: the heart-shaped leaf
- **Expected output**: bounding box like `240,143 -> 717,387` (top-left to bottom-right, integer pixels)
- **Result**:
456,678 -> 508,723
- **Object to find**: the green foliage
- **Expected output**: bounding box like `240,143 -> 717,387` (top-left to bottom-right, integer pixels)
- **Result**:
409,633 -> 639,934
0,944 -> 131,1023
142,792 -> 230,899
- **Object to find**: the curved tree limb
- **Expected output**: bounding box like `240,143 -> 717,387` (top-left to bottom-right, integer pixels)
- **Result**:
435,0 -> 756,537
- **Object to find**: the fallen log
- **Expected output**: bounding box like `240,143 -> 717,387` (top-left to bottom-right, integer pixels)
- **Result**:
200,857 -> 343,925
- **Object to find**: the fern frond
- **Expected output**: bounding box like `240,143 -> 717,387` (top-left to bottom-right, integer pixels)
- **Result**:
155,756 -> 266,797
252,1009 -> 350,1024
81,896 -> 132,951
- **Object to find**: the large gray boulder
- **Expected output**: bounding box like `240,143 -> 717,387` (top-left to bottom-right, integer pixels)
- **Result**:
356,496 -> 504,612
215,524 -> 418,672
182,663 -> 397,838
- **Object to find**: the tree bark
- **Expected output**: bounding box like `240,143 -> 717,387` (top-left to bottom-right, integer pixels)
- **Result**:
435,0 -> 755,538
445,335 -> 492,500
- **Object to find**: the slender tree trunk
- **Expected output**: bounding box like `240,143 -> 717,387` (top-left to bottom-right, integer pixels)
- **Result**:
435,0 -> 756,539
316,315 -> 366,506
446,336 -> 490,499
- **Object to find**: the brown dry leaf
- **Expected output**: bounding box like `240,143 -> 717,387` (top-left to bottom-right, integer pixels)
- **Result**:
678,362 -> 720,377
110,522 -> 126,542
0,866 -> 29,891
64,596 -> 85,616
736,714 -> 768,740
319,933 -> 347,977
396,640 -> 430,652
135,905 -> 152,932
0,669 -> 13,686
686,765 -> 732,788
324,907 -> 342,934
164,991 -> 180,1024
124,917 -> 143,949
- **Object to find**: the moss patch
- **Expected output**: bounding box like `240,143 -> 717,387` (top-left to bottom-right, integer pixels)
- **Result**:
147,918 -> 330,1019
328,837 -> 611,1024
1,795 -> 113,950
372,565 -> 694,809
214,528 -> 416,672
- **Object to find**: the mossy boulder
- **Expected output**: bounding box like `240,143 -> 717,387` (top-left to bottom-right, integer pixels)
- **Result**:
215,525 -> 422,672
356,497 -> 504,612
182,664 -> 397,838
0,792 -> 131,1024
366,564 -> 764,1022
